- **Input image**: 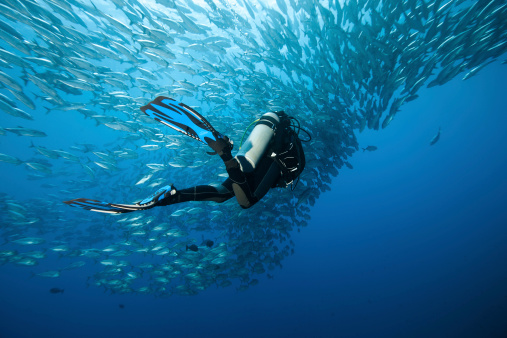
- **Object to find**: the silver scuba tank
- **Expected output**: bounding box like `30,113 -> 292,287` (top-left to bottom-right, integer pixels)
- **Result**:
236,112 -> 280,173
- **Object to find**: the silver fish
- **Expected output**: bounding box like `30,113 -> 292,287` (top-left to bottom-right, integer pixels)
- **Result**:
0,152 -> 23,165
12,237 -> 45,245
0,70 -> 22,92
5,127 -> 47,137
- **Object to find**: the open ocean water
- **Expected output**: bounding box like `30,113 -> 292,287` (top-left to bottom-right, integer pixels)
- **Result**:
1,0 -> 506,337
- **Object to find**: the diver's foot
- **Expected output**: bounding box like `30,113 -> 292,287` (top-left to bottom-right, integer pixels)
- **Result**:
137,184 -> 177,208
204,133 -> 233,159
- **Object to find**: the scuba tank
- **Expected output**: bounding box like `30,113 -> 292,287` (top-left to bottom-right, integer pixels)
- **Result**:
236,112 -> 280,173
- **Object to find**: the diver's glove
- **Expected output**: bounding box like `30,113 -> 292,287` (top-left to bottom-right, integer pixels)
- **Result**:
137,184 -> 177,208
204,133 -> 234,159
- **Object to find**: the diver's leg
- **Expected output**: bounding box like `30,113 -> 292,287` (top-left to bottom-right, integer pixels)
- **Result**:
165,182 -> 234,204
205,134 -> 259,208
138,181 -> 234,207
153,178 -> 234,206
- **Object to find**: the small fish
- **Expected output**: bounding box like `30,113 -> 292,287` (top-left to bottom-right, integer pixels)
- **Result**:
0,98 -> 33,120
50,245 -> 69,252
171,209 -> 186,217
22,250 -> 46,259
13,257 -> 38,266
146,164 -> 166,171
100,259 -> 118,266
187,207 -> 203,215
94,161 -> 118,171
136,174 -> 153,185
53,150 -> 80,162
5,127 -> 47,137
30,143 -> 60,159
25,162 -> 52,174
186,244 -> 198,252
81,164 -> 94,178
362,145 -> 378,152
62,261 -> 86,270
0,152 -> 23,165
0,250 -> 17,258
211,257 -> 227,264
0,69 -> 22,92
430,128 -> 441,145
116,148 -> 138,159
6,88 -> 35,110
24,57 -> 54,68
12,237 -> 45,245
141,144 -> 162,151
37,270 -> 61,278
49,288 -> 64,294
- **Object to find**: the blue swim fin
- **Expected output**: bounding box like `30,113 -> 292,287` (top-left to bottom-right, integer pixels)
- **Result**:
63,185 -> 176,214
140,96 -> 221,144
63,198 -> 141,214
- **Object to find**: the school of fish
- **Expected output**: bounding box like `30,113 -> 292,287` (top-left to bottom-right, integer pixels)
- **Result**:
0,0 -> 506,296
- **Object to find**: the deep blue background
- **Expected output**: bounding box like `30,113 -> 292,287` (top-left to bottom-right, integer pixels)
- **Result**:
1,63 -> 506,337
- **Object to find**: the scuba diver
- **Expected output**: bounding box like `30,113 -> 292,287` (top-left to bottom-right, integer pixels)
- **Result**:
64,96 -> 309,214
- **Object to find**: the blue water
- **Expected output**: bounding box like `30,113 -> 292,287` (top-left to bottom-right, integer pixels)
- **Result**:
1,60 -> 506,337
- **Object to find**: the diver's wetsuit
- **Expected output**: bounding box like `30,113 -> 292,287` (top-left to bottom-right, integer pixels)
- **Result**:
159,144 -> 282,209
